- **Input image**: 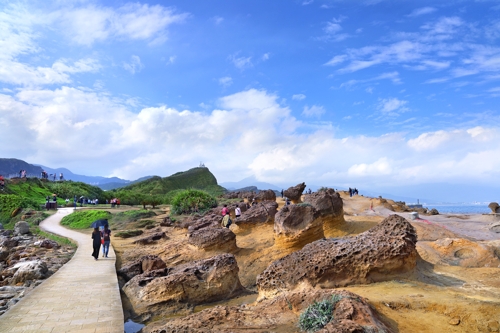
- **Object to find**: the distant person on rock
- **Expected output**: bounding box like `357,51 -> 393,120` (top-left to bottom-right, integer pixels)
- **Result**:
235,204 -> 241,219
281,189 -> 284,198
101,224 -> 111,258
59,173 -> 64,181
91,228 -> 101,261
221,204 -> 229,216
0,175 -> 4,191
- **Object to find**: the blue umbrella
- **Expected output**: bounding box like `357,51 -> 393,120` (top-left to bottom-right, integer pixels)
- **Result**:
90,219 -> 109,229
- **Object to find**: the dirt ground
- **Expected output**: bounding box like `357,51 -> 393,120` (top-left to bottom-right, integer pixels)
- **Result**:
113,193 -> 500,332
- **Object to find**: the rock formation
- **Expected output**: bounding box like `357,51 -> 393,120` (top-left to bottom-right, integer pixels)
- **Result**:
188,227 -> 237,252
14,221 -> 30,235
141,290 -> 392,333
236,201 -> 278,229
488,202 -> 500,213
132,231 -> 168,245
122,253 -> 245,318
257,214 -> 418,299
273,204 -> 324,250
11,260 -> 48,284
490,221 -> 500,233
283,182 -> 306,204
118,255 -> 167,282
303,188 -> 345,236
255,189 -> 276,202
417,238 -> 500,267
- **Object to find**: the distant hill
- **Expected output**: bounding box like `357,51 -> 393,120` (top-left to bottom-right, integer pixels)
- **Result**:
220,176 -> 282,191
98,176 -> 154,190
36,165 -> 131,185
121,167 -> 226,195
0,158 -> 43,177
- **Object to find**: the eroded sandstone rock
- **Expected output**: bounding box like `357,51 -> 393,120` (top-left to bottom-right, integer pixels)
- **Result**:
284,182 -> 306,204
490,221 -> 500,233
141,290 -> 392,333
188,227 -> 237,252
118,255 -> 167,282
255,189 -> 276,202
274,204 -> 324,250
488,202 -> 500,214
122,253 -> 244,318
11,260 -> 48,284
132,232 -> 168,245
303,188 -> 345,236
257,214 -> 418,298
237,201 -> 278,228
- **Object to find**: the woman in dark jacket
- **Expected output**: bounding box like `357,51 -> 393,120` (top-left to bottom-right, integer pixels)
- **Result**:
91,228 -> 101,260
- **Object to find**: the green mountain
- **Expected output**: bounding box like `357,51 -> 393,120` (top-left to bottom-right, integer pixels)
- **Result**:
119,167 -> 225,196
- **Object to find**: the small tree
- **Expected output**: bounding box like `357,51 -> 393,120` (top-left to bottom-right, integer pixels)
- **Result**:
171,189 -> 217,215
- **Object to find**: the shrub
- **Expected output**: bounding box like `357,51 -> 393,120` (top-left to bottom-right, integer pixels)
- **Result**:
60,210 -> 112,229
298,294 -> 344,332
115,230 -> 143,238
135,219 -> 156,228
171,189 -> 217,215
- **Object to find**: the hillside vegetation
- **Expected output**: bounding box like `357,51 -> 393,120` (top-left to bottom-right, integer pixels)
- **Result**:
117,167 -> 225,197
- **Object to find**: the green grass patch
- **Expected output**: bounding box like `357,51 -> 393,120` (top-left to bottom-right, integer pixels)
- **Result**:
135,219 -> 156,228
298,294 -> 344,332
34,228 -> 77,247
60,210 -> 112,229
115,230 -> 143,238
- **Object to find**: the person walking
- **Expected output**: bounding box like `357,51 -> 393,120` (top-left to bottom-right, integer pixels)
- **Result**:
101,224 -> 111,258
221,204 -> 229,216
0,174 -> 4,191
91,228 -> 101,260
235,204 -> 241,219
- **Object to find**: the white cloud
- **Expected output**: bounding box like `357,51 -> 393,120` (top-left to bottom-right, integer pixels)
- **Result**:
302,0 -> 314,5
123,55 -> 144,74
378,98 -> 408,115
262,53 -> 270,61
324,55 -> 347,66
348,157 -> 392,176
212,16 -> 223,25
408,7 -> 437,17
218,76 -> 233,87
56,3 -> 189,46
292,94 -> 306,100
302,105 -> 326,117
229,54 -> 253,70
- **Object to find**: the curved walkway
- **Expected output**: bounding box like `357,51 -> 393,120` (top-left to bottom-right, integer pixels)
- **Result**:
0,208 -> 124,333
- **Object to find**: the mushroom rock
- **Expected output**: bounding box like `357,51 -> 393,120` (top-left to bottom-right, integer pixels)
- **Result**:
488,202 -> 500,214
284,182 -> 306,204
303,188 -> 345,237
255,189 -> 276,202
118,255 -> 167,282
188,227 -> 238,252
122,254 -> 245,318
256,214 -> 418,299
236,201 -> 278,229
273,204 -> 324,250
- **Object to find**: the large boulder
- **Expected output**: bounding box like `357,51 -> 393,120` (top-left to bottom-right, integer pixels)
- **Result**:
284,182 -> 306,204
255,189 -> 276,202
132,231 -> 168,245
274,204 -> 324,250
488,202 -> 500,214
118,255 -> 167,282
11,260 -> 48,284
122,254 -> 244,318
188,227 -> 237,252
14,222 -> 30,235
257,214 -> 418,299
237,201 -> 278,228
303,188 -> 345,236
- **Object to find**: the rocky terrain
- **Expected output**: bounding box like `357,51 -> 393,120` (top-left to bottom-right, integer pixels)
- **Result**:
0,217 -> 75,316
109,186 -> 500,332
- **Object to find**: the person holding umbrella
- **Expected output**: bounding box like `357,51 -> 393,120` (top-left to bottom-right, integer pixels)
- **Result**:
91,227 -> 101,260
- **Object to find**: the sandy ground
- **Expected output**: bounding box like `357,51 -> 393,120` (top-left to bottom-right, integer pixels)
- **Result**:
113,193 -> 500,332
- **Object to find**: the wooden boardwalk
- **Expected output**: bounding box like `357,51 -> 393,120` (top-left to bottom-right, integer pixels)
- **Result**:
0,208 -> 124,333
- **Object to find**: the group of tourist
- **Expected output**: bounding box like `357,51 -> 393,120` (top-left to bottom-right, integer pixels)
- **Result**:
18,170 -> 27,178
40,171 -> 64,181
349,188 -> 359,197
91,223 -> 112,260
110,198 -> 120,208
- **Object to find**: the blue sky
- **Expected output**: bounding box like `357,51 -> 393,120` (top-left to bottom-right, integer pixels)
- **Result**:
1,0 -> 500,202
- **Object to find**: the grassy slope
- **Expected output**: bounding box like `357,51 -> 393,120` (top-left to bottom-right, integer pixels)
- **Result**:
119,167 -> 226,196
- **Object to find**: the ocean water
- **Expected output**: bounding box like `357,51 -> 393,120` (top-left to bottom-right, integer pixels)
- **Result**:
424,204 -> 490,214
